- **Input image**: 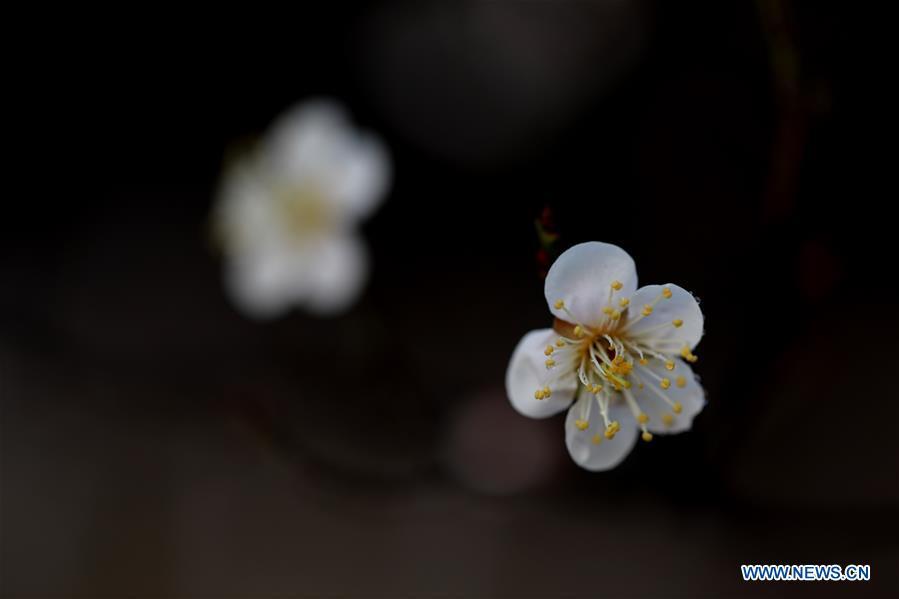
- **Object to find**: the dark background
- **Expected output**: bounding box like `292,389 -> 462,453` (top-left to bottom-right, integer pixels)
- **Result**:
3,1 -> 897,597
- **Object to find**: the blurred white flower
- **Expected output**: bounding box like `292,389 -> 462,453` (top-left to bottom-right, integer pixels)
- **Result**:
214,100 -> 391,318
505,242 -> 706,471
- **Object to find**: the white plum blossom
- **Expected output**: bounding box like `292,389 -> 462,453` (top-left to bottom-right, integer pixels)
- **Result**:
213,100 -> 391,318
505,242 -> 706,471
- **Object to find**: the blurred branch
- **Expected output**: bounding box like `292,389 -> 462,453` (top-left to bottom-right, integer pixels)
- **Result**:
757,0 -> 809,224
534,205 -> 559,279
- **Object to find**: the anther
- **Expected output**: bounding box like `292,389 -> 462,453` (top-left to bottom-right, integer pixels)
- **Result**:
662,414 -> 674,427
534,389 -> 545,400
604,421 -> 620,440
591,433 -> 603,445
543,386 -> 552,398
619,298 -> 630,308
545,359 -> 556,368
673,402 -> 683,414
642,305 -> 653,316
612,356 -> 634,376
637,412 -> 649,424
639,358 -> 649,366
672,319 -> 684,328
575,419 -> 589,431
602,307 -> 614,316
642,431 -> 653,442
555,338 -> 566,348
660,378 -> 671,389
573,325 -> 584,338
554,299 -> 565,309
662,287 -> 672,299
665,360 -> 675,371
544,345 -> 554,356
611,309 -> 621,320
611,280 -> 623,291
675,376 -> 686,388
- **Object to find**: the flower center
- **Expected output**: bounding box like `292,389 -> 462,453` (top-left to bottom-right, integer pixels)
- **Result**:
274,181 -> 336,240
535,283 -> 698,445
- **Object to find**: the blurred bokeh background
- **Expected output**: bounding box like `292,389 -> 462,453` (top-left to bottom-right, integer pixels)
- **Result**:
3,1 -> 897,597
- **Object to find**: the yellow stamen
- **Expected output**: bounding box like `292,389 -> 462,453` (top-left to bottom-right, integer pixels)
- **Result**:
545,358 -> 556,368
611,280 -> 623,291
673,402 -> 683,414
662,287 -> 672,299
534,389 -> 545,400
611,309 -> 621,320
642,432 -> 653,442
642,304 -> 653,316
604,421 -> 620,440
602,307 -> 614,316
543,386 -> 552,398
554,299 -> 565,309
591,433 -> 602,445
662,413 -> 674,427
672,319 -> 684,328
606,371 -> 629,390
619,297 -> 630,308
555,338 -> 566,348
544,345 -> 554,356
637,412 -> 649,424
639,358 -> 649,366
675,376 -> 686,388
660,378 -> 671,389
665,360 -> 675,371
575,419 -> 589,431
573,325 -> 584,338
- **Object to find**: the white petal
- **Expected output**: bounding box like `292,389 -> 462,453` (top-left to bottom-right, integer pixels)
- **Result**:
302,235 -> 369,316
224,246 -> 299,320
214,161 -> 281,252
565,395 -> 638,471
633,359 -> 706,434
264,99 -> 390,220
624,283 -> 703,352
505,329 -> 577,419
328,133 -> 391,220
544,242 -> 638,328
224,233 -> 367,319
264,99 -> 350,183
